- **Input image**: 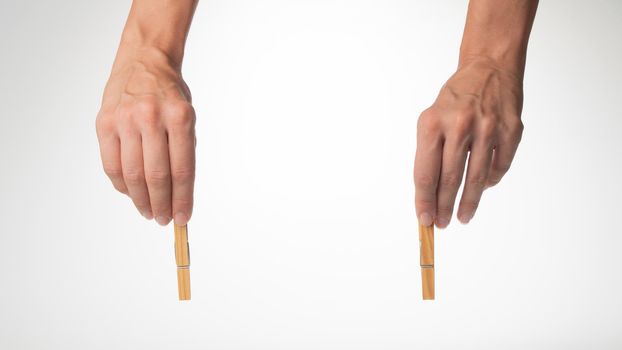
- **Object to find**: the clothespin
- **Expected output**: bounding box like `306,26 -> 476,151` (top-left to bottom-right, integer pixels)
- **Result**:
174,224 -> 191,300
419,224 -> 434,300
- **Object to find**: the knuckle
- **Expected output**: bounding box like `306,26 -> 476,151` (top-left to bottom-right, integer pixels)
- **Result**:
135,99 -> 159,116
487,178 -> 501,188
512,120 -> 525,138
439,172 -> 461,188
113,183 -> 128,194
460,200 -> 479,213
124,169 -> 145,185
417,110 -> 442,133
171,167 -> 195,183
134,203 -> 151,213
134,101 -> 161,127
167,102 -> 195,128
487,173 -> 504,187
477,118 -> 497,139
436,204 -> 454,216
95,112 -> 112,133
467,173 -> 488,188
171,113 -> 194,129
505,118 -> 524,138
173,196 -> 193,208
515,119 -> 525,131
116,102 -> 132,119
494,161 -> 512,174
512,117 -> 524,129
137,112 -> 160,127
414,173 -> 437,189
455,109 -> 474,121
103,163 -> 123,179
453,110 -> 475,135
169,100 -> 194,116
416,196 -> 435,207
151,203 -> 171,215
145,169 -> 171,186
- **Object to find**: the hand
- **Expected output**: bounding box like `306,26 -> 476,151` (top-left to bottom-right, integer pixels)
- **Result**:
96,47 -> 196,226
414,56 -> 524,228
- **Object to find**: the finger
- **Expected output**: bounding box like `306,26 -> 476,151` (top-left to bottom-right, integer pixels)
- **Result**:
435,138 -> 469,228
97,133 -> 128,195
120,132 -> 153,219
457,140 -> 493,224
142,129 -> 173,226
414,115 -> 443,227
166,103 -> 196,226
486,139 -> 519,189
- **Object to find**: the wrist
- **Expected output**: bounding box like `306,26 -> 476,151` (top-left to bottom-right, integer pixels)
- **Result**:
110,43 -> 184,81
118,29 -> 185,71
116,0 -> 197,71
458,39 -> 527,81
458,0 -> 538,81
458,51 -> 525,81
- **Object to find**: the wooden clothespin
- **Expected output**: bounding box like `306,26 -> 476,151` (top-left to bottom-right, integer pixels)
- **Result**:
419,223 -> 434,300
174,224 -> 191,300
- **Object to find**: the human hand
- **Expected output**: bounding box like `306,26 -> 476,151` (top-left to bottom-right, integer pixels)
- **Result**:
414,56 -> 524,228
96,47 -> 196,226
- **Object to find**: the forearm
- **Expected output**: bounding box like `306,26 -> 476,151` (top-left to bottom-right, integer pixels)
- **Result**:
115,0 -> 198,70
458,0 -> 538,79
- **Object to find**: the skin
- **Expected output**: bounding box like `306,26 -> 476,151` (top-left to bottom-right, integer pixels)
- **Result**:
415,0 -> 538,228
96,0 -> 198,226
96,0 -> 538,228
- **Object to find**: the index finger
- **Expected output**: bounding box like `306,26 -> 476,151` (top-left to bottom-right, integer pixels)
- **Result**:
166,103 -> 196,226
414,114 -> 443,227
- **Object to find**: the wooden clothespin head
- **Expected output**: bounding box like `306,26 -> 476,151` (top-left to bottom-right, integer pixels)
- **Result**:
174,224 -> 191,301
419,224 -> 434,300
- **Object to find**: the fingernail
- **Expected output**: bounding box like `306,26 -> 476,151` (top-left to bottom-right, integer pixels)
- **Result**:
155,216 -> 171,226
436,216 -> 449,228
419,212 -> 433,226
459,212 -> 473,224
141,210 -> 153,220
174,212 -> 189,226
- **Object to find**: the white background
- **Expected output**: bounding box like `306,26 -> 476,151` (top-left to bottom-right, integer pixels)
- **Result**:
1,0 -> 621,348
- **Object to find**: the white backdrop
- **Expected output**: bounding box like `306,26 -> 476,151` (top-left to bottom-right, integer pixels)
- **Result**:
1,0 -> 621,348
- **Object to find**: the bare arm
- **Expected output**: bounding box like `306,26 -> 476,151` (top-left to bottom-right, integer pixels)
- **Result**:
96,0 -> 198,226
414,0 -> 538,228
